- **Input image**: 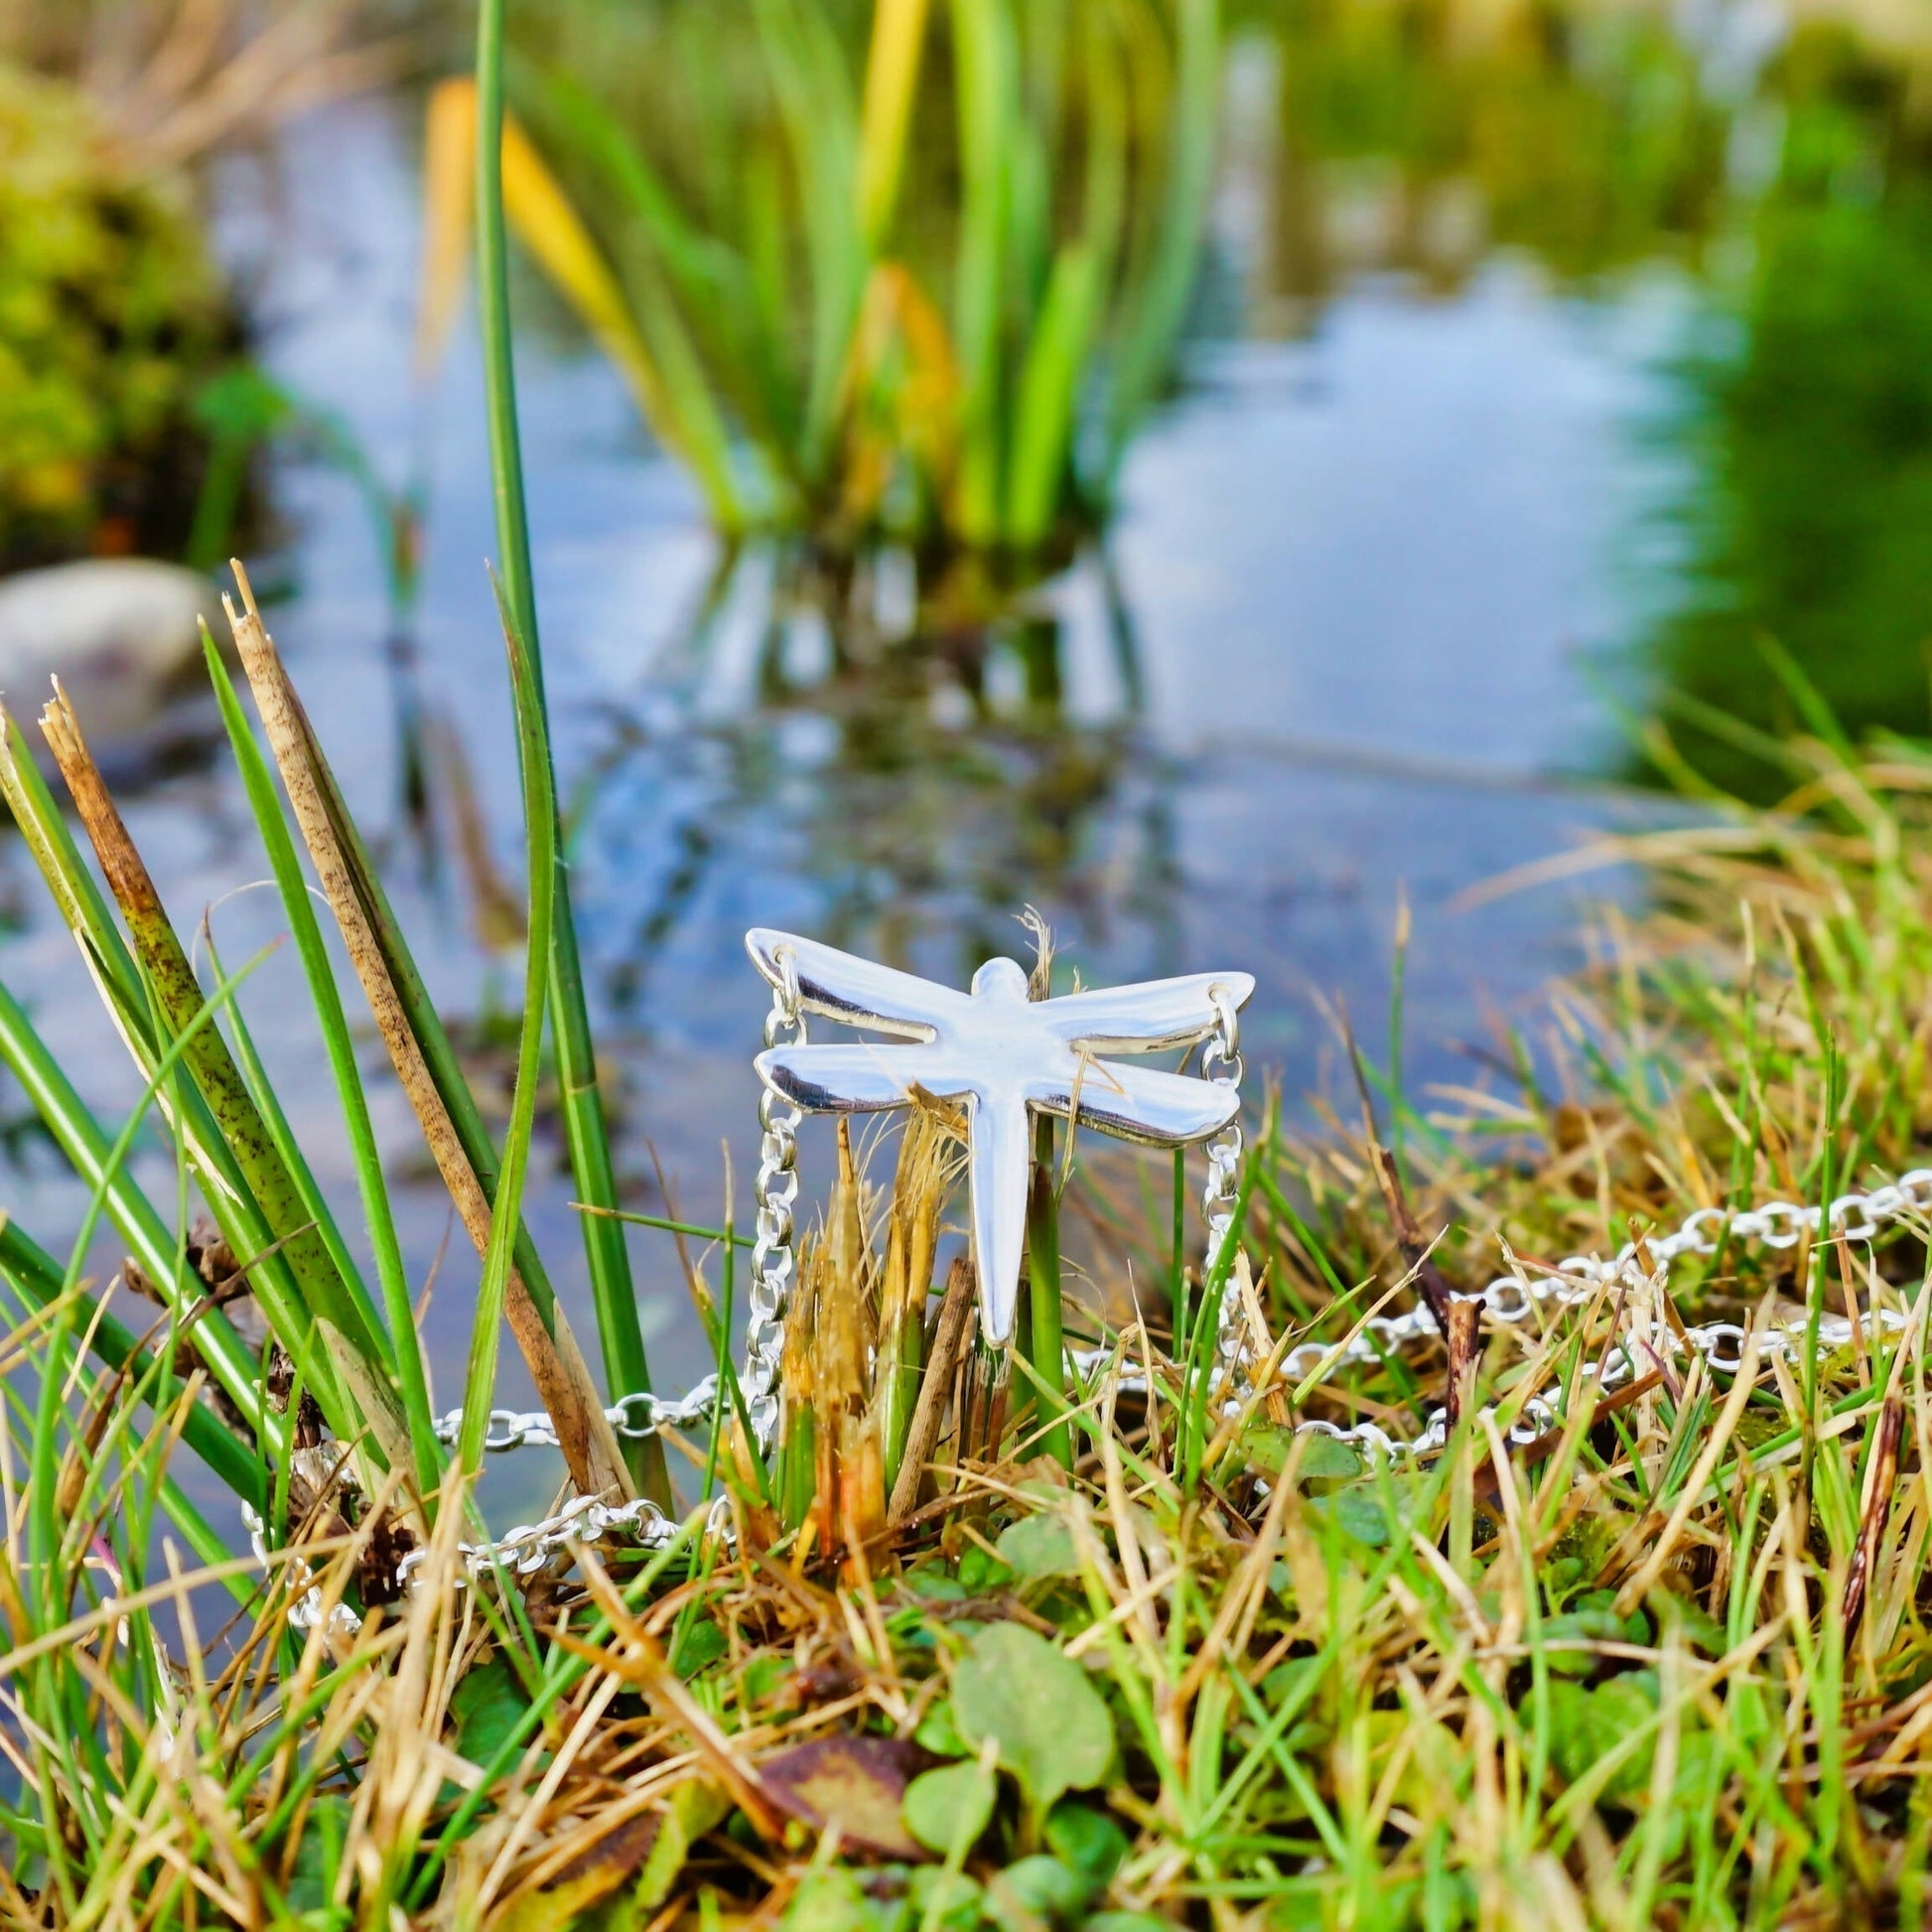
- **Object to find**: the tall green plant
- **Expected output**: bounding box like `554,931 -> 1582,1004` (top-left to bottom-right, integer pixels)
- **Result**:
427,0 -> 1222,566
476,0 -> 668,1498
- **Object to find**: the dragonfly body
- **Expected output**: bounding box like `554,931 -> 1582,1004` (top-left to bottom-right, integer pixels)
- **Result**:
747,927 -> 1253,1341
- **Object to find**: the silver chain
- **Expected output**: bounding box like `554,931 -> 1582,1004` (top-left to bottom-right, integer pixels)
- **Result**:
1249,1168 -> 1932,1466
255,893 -> 1932,1599
249,1493 -> 729,1635
431,1375 -> 722,1454
745,950 -> 805,1456
1201,982 -> 1247,1384
352,960 -> 1242,1588
256,1159 -> 1932,1615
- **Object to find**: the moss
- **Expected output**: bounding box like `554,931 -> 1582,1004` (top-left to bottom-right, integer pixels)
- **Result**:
0,64 -> 237,563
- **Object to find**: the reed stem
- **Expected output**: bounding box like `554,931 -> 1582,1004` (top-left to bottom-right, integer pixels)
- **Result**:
1027,1114 -> 1071,1468
475,0 -> 666,1499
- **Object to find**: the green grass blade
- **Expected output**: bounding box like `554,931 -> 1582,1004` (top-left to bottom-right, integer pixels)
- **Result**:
480,0 -> 666,1499
1007,240 -> 1100,550
1103,0 -> 1220,474
225,586 -> 630,1501
533,67 -> 780,483
38,693 -> 407,1470
1025,1115 -> 1071,1468
0,980 -> 270,1448
207,942 -> 392,1363
31,937 -> 276,1596
0,1218 -> 261,1506
751,0 -> 865,486
203,633 -> 442,1498
457,584 -> 555,1474
949,0 -> 1018,544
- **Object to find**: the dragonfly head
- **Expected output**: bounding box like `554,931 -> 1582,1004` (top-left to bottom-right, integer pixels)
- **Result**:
970,956 -> 1030,1004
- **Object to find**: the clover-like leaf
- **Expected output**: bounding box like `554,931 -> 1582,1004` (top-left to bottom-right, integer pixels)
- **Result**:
902,1757 -> 997,1856
995,1510 -> 1078,1580
1044,1799 -> 1129,1883
952,1623 -> 1115,1815
914,1695 -> 970,1758
450,1659 -> 531,1769
986,1854 -> 1093,1925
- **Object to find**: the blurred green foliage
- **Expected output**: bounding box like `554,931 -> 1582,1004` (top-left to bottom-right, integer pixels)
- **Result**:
1646,24 -> 1932,795
0,64 -> 235,564
478,0 -> 1221,573
1261,0 -> 1729,296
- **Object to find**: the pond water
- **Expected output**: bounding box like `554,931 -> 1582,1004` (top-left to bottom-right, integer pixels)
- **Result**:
3,0 -> 1926,1517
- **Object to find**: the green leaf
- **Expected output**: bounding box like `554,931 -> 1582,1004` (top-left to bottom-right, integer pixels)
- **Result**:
906,1867 -> 985,1930
1538,1608 -> 1629,1679
779,1871 -> 874,1931
985,1855 -> 1091,1927
1309,1485 -> 1391,1548
952,1623 -> 1115,1815
957,1543 -> 1014,1592
915,1696 -> 970,1758
671,1616 -> 728,1679
743,1655 -> 791,1707
451,1659 -> 534,1769
1007,243 -> 1100,550
1244,1426 -> 1364,1481
903,1757 -> 997,1857
1043,1800 -> 1128,1883
996,1510 -> 1078,1580
1546,1675 -> 1661,1803
282,1794 -> 350,1914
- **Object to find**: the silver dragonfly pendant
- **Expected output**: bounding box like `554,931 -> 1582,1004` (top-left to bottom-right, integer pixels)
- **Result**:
746,927 -> 1254,1342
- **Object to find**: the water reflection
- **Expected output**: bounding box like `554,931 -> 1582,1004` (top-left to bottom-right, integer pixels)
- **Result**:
557,538 -> 1184,1022
1230,0 -> 1728,322
11,2 -> 1932,1463
485,0 -> 1932,803
369,0 -> 1932,1213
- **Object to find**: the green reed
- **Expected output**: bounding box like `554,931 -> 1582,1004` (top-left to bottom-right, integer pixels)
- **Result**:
467,0 -> 1221,566
477,0 -> 668,1498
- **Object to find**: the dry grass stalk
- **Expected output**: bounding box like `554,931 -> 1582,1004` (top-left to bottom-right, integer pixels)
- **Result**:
889,1254 -> 977,1526
1847,1391 -> 1906,1635
221,570 -> 630,1502
36,679 -> 414,1479
873,1106 -> 952,1481
807,1122 -> 881,1559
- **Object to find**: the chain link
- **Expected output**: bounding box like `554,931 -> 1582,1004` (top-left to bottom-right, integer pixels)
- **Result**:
430,1375 -> 724,1455
744,950 -> 805,1456
1201,982 -> 1247,1385
366,956 -> 1245,1587
252,1155 -> 1932,1611
247,1494 -> 731,1637
1245,1168 -> 1932,1465
267,956 -> 1932,1594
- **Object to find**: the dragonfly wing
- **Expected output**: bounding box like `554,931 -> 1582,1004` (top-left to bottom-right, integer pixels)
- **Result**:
1036,1055 -> 1239,1148
1035,971 -> 1257,1052
746,927 -> 970,1038
967,1086 -> 1033,1344
757,1042 -> 977,1114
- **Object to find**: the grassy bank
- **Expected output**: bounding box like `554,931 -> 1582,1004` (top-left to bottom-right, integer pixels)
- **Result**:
3,692 -> 1932,1926
5,0 -> 1932,1919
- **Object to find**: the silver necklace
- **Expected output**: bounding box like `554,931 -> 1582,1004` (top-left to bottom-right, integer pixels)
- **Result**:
739,926 -> 1253,1451
263,931 -> 1932,1607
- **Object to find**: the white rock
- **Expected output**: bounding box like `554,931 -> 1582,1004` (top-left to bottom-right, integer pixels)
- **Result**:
0,559 -> 214,747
